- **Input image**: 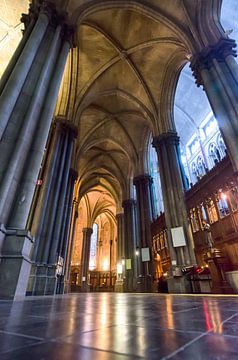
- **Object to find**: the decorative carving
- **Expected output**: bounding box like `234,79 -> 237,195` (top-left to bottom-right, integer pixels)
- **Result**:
133,174 -> 153,187
122,199 -> 136,209
152,131 -> 179,151
54,117 -> 78,139
190,38 -> 237,87
61,24 -> 76,47
21,0 -> 75,45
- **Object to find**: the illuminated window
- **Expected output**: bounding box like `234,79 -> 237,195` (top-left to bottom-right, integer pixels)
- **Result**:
204,118 -> 218,137
190,208 -> 200,232
206,199 -> 218,224
217,190 -> 230,218
228,186 -> 238,212
201,204 -> 208,222
191,138 -> 200,154
197,156 -> 205,176
89,223 -> 98,270
149,143 -> 164,215
217,134 -> 226,158
208,142 -> 220,166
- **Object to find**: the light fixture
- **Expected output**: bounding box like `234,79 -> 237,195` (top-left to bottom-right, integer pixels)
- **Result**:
117,263 -> 123,274
221,192 -> 227,200
135,247 -> 139,256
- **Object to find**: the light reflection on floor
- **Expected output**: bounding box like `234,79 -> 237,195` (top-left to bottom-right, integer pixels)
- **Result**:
0,293 -> 238,359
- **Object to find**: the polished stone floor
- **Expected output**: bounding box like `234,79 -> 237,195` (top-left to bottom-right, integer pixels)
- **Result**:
0,293 -> 238,359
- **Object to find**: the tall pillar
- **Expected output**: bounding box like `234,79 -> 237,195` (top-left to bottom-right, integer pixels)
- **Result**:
64,202 -> 78,293
56,169 -> 78,294
133,175 -> 155,291
28,119 -> 77,296
191,38 -> 238,170
0,2 -> 73,299
122,199 -> 138,292
153,132 -> 196,293
116,213 -> 124,265
81,228 -> 93,292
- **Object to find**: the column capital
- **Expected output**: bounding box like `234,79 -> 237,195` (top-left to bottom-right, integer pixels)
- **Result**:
54,117 -> 78,139
190,38 -> 237,87
22,1 -> 75,46
116,213 -> 124,220
152,131 -> 179,151
122,199 -> 136,209
133,174 -> 153,186
82,227 -> 93,235
69,168 -> 78,181
61,23 -> 76,47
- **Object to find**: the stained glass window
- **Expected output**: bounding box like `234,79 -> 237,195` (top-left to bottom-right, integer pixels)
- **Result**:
149,143 -> 164,216
89,223 -> 98,270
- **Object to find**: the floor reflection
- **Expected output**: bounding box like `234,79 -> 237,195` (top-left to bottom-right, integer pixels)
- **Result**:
0,293 -> 238,360
203,298 -> 223,333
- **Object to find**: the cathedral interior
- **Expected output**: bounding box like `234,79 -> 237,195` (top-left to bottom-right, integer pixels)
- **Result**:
1,0 -> 238,359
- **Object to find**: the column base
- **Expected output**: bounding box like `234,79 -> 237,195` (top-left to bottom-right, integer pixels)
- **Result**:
124,270 -> 135,292
204,249 -> 235,294
0,228 -> 34,300
27,264 -> 57,296
136,275 -> 153,292
166,266 -> 193,294
81,282 -> 90,292
114,278 -> 124,292
63,280 -> 71,294
55,275 -> 65,294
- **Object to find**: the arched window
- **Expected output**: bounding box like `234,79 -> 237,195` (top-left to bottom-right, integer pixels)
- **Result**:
216,190 -> 230,218
189,208 -> 200,232
217,134 -> 226,158
149,144 -> 164,216
197,156 -> 205,177
208,142 -> 220,166
191,162 -> 197,175
205,198 -> 218,224
89,223 -> 98,270
191,162 -> 198,183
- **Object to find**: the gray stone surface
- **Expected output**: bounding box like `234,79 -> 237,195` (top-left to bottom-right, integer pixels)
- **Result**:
0,293 -> 238,359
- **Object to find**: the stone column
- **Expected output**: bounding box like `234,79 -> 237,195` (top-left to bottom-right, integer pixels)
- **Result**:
0,2 -> 73,299
190,38 -> 238,170
56,169 -> 78,294
115,213 -> 124,292
28,119 -> 77,296
122,199 -> 138,292
64,202 -> 78,293
116,213 -> 124,265
81,228 -> 93,292
153,132 -> 196,293
133,175 -> 155,291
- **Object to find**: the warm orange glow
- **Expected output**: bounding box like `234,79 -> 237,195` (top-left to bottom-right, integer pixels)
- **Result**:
166,297 -> 174,330
89,259 -> 96,271
102,259 -> 109,271
221,192 -> 227,200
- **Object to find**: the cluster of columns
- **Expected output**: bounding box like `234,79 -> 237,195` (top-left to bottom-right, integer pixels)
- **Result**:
114,38 -> 238,294
191,38 -> 238,171
81,228 -> 93,292
114,136 -> 196,293
1,4 -> 238,299
0,2 -> 73,299
28,119 -> 77,295
114,176 -> 156,293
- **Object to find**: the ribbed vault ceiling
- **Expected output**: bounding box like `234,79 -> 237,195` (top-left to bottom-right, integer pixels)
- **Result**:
1,0 -> 236,215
